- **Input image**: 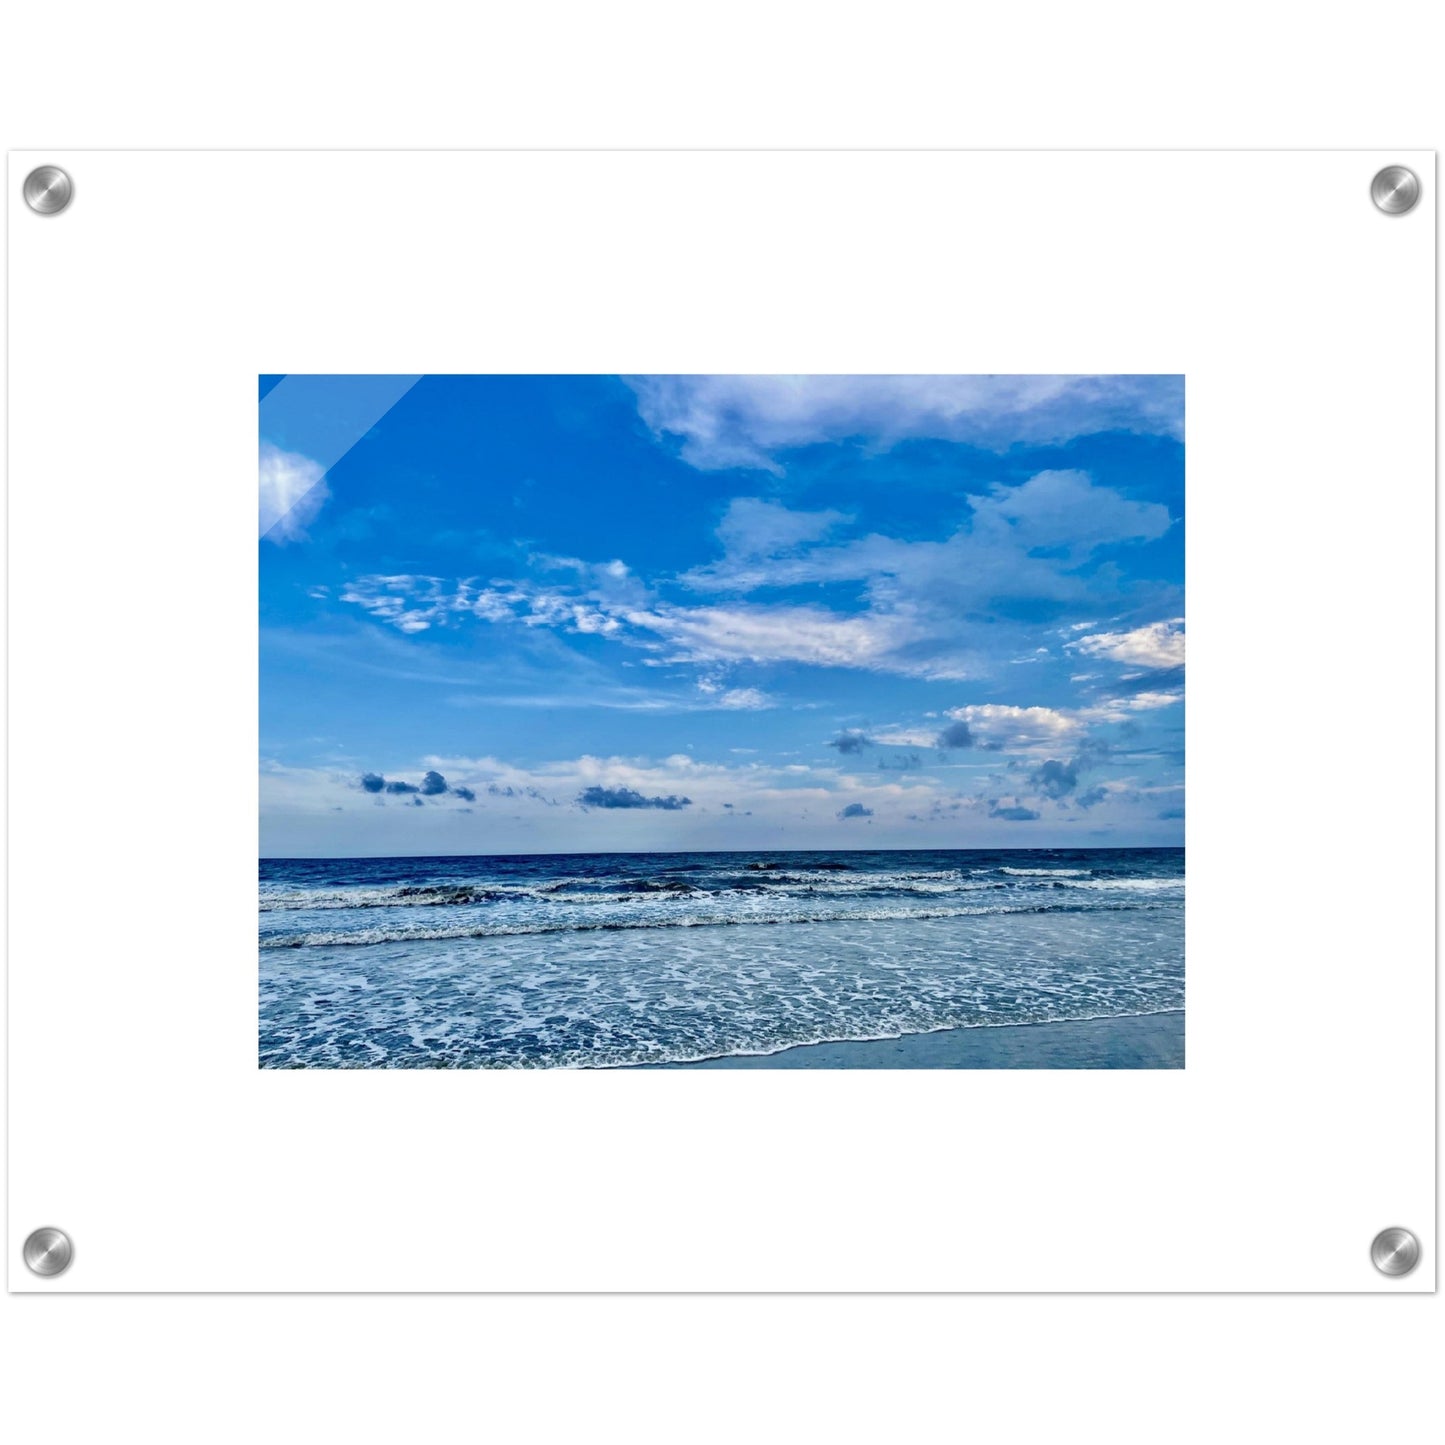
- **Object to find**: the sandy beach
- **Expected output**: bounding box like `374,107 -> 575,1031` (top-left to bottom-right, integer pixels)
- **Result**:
643,1010 -> 1184,1069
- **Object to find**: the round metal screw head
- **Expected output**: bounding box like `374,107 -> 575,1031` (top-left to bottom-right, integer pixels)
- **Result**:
1371,165 -> 1420,215
22,165 -> 74,216
1370,1227 -> 1420,1277
23,1227 -> 73,1277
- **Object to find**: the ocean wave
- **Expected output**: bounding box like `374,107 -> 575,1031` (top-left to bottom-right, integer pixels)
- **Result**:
259,872 -> 1178,913
259,899 -> 1162,949
261,1006 -> 1187,1070
260,864 -> 1181,916
259,885 -> 527,912
1063,877 -> 1183,892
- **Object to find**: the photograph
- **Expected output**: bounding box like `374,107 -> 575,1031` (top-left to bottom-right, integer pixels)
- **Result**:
260,374 -> 1184,1068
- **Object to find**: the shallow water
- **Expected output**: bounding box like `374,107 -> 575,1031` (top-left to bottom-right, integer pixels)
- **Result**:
259,848 -> 1184,1068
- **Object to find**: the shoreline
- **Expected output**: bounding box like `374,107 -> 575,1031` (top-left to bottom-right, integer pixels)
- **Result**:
639,1010 -> 1184,1070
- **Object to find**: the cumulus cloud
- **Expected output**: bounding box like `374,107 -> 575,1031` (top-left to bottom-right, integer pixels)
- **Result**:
936,719 -> 974,749
826,729 -> 872,755
1030,737 -> 1111,799
577,785 -> 693,811
1069,620 -> 1185,670
357,769 -> 475,803
1033,758 -> 1081,799
625,375 -> 1184,474
259,443 -> 329,543
837,802 -> 874,819
946,704 -> 1081,751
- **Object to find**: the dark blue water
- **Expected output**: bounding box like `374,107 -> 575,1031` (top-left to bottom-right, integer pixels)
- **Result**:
259,848 -> 1184,1067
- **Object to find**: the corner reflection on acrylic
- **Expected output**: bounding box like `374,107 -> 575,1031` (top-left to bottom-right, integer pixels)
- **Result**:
260,375 -> 1184,1069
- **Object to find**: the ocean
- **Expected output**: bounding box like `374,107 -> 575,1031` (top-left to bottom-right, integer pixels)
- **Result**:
258,847 -> 1184,1068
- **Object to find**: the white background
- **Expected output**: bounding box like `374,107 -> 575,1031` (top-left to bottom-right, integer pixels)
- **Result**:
3,3 -> 1440,1442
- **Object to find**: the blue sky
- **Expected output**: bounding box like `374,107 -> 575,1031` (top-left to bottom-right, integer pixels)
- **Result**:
260,375 -> 1184,857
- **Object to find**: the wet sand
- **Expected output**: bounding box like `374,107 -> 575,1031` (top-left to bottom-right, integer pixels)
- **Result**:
645,1010 -> 1184,1069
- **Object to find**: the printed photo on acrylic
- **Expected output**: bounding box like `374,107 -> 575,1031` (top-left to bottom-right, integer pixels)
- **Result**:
260,375 -> 1184,1069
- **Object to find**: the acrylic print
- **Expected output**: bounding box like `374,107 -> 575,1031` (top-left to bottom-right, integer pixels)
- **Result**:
260,375 -> 1184,1069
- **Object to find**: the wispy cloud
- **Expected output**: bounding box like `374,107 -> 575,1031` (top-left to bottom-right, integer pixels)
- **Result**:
626,374 -> 1184,474
633,602 -> 918,670
679,470 -> 1171,601
332,469 -> 1175,685
695,678 -> 775,710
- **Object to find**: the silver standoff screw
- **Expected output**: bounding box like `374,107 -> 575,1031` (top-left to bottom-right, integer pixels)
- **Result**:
1370,1226 -> 1420,1277
23,1226 -> 74,1277
22,165 -> 74,216
1370,165 -> 1420,215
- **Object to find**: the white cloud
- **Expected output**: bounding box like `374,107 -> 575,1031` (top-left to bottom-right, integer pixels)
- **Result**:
259,443 -> 329,543
625,602 -> 918,670
626,374 -> 1184,474
871,728 -> 942,749
338,575 -> 625,639
694,677 -> 775,710
1112,690 -> 1183,712
1079,690 -> 1183,724
875,691 -> 1182,753
338,575 -> 448,633
966,470 -> 1171,558
1068,620 -> 1185,670
715,497 -> 850,557
343,574 -> 923,671
946,703 -> 1083,749
677,472 -> 1172,677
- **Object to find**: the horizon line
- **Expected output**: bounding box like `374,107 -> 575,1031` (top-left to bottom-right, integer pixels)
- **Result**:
260,842 -> 1185,863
